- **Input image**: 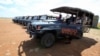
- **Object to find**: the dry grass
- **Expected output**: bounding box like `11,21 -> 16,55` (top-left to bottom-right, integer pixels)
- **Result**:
98,22 -> 100,28
0,17 -> 12,19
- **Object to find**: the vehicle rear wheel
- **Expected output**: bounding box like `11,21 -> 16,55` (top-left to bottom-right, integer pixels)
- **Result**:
40,33 -> 55,48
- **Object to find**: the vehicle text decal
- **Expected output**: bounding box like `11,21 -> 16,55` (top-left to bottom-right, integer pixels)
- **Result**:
61,28 -> 77,35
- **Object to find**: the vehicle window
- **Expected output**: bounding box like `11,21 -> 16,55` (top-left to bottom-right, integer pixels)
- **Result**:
22,17 -> 24,19
28,17 -> 32,20
26,16 -> 29,20
47,16 -> 57,20
34,16 -> 39,20
31,16 -> 34,20
40,15 -> 47,20
52,17 -> 57,20
24,17 -> 27,20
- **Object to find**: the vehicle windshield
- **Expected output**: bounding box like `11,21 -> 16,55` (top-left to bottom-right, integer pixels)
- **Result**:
40,15 -> 47,20
31,16 -> 34,20
33,16 -> 39,20
25,16 -> 29,20
28,16 -> 32,20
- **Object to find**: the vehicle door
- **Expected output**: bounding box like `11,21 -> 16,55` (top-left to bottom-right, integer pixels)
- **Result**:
61,23 -> 82,36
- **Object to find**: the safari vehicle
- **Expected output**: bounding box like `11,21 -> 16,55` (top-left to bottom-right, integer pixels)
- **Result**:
12,17 -> 20,23
19,16 -> 25,25
17,16 -> 23,24
23,16 -> 40,26
21,16 -> 30,26
23,16 -> 34,26
12,17 -> 17,23
27,15 -> 57,32
27,6 -> 94,48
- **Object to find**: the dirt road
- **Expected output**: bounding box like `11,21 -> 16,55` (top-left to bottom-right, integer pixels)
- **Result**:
0,19 -> 100,56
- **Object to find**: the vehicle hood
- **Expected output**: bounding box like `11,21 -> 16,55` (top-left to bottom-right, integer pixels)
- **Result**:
31,20 -> 60,25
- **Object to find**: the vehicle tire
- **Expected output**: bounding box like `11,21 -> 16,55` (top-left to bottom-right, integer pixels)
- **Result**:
25,23 -> 27,26
75,33 -> 83,39
40,33 -> 55,48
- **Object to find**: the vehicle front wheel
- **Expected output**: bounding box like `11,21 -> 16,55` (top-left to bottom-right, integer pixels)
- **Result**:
75,33 -> 83,39
40,33 -> 55,48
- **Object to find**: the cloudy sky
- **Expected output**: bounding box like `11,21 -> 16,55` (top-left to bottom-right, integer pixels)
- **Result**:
0,0 -> 100,21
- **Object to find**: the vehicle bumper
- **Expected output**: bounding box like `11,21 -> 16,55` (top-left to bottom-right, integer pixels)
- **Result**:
27,30 -> 43,38
26,30 -> 36,38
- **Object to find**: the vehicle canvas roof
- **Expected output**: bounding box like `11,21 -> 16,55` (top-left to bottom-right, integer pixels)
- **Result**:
50,6 -> 94,16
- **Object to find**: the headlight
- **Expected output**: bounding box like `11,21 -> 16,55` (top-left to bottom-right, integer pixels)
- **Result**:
36,25 -> 42,30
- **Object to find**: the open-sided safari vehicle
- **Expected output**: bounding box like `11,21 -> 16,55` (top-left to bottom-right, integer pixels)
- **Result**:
27,6 -> 94,48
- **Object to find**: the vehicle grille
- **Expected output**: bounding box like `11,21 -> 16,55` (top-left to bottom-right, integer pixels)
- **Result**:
29,24 -> 35,32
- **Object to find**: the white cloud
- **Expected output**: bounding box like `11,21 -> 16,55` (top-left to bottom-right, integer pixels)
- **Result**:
0,5 -> 7,10
16,0 -> 65,15
13,0 -> 35,7
0,6 -> 21,17
9,8 -> 19,13
61,0 -> 100,15
13,0 -> 27,6
0,0 -> 13,5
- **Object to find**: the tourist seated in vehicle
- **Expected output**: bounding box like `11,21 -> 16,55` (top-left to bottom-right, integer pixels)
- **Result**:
86,17 -> 91,25
57,14 -> 62,20
75,16 -> 82,24
65,15 -> 76,24
82,14 -> 88,25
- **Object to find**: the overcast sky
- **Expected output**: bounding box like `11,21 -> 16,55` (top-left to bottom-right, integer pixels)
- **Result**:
0,0 -> 100,22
